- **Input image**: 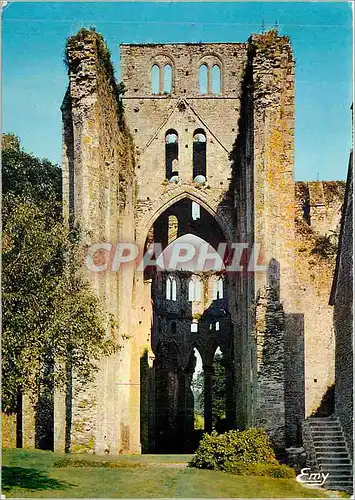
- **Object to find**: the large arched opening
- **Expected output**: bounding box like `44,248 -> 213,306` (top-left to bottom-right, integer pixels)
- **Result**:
140,196 -> 235,452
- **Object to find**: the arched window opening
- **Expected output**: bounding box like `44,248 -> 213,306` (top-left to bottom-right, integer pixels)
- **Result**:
164,64 -> 172,94
168,215 -> 178,244
212,65 -> 221,95
195,279 -> 202,301
199,64 -> 208,94
152,64 -> 160,94
171,277 -> 177,300
188,277 -> 203,302
166,275 -> 177,301
188,279 -> 195,302
165,130 -> 179,181
193,129 -> 207,182
190,348 -> 204,430
192,201 -> 201,221
212,277 -> 224,300
171,322 -> 177,334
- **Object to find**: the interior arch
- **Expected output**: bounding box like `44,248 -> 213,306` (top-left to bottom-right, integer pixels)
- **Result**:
138,191 -> 233,252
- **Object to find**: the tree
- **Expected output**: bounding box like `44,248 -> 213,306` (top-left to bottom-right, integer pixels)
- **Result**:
2,135 -> 118,415
2,133 -> 20,153
211,353 -> 227,425
2,136 -> 62,202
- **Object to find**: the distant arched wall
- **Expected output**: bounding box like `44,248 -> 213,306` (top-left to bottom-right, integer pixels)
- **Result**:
136,190 -> 234,251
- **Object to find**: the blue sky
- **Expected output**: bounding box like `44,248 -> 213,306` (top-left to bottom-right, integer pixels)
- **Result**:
2,2 -> 353,180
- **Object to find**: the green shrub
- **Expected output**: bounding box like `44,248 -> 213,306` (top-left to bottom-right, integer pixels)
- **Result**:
223,461 -> 295,478
189,428 -> 276,471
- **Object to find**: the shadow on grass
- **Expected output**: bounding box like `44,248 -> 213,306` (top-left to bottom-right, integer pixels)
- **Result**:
2,466 -> 75,492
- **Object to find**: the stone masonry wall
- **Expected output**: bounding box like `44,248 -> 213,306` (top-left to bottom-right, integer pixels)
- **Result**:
293,229 -> 335,414
58,30 -> 138,455
120,42 -> 248,245
121,42 -> 245,444
292,181 -> 345,443
295,181 -> 345,235
247,32 -> 295,447
2,414 -> 17,448
330,153 -> 353,455
293,181 -> 345,421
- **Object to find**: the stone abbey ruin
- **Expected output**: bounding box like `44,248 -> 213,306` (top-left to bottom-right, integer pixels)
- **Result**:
5,29 -> 353,481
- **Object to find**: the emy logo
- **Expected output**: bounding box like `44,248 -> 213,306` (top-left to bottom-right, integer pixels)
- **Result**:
296,467 -> 329,487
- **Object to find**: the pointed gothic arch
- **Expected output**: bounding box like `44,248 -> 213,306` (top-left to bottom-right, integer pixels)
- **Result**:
138,191 -> 234,251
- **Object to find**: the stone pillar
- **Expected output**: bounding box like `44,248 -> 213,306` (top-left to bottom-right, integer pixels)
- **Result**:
225,359 -> 236,429
207,65 -> 212,94
204,366 -> 213,433
148,353 -> 156,452
53,387 -> 66,453
254,285 -> 286,447
22,395 -> 35,449
177,369 -> 188,446
185,363 -> 196,437
159,64 -> 164,93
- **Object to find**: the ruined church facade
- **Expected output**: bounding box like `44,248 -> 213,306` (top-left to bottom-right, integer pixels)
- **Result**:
48,30 -> 346,455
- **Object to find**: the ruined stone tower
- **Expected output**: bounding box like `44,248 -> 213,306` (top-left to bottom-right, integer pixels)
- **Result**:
50,30 -> 344,455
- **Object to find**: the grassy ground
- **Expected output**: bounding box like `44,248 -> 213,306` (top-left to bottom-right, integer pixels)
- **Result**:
2,448 -> 329,498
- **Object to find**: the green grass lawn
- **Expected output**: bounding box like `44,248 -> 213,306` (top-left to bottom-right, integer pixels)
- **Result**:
2,448 -> 329,498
